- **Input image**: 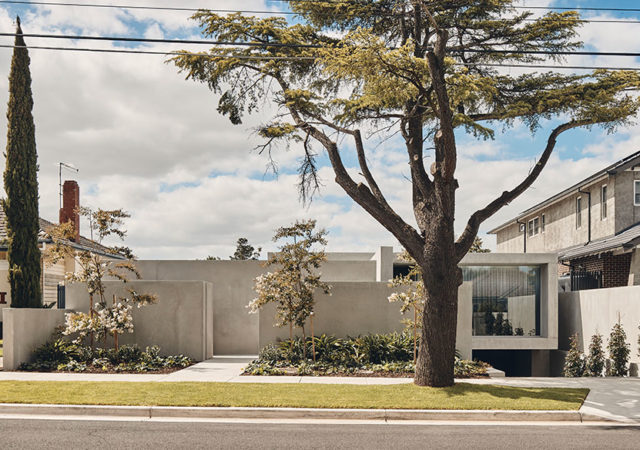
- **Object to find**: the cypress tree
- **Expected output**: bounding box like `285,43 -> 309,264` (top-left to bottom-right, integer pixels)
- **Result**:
2,17 -> 41,308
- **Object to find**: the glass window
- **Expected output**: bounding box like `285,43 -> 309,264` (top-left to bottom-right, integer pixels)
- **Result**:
527,217 -> 540,237
601,185 -> 607,219
463,266 -> 541,337
576,197 -> 582,229
635,180 -> 640,206
541,214 -> 546,232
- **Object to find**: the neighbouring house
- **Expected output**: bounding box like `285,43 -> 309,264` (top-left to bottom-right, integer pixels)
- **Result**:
489,151 -> 640,291
0,180 -> 119,331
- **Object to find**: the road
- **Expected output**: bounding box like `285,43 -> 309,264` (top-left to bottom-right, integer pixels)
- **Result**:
0,419 -> 638,449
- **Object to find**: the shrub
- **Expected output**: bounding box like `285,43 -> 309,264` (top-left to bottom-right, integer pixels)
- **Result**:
563,334 -> 585,377
20,341 -> 192,373
607,323 -> 630,376
243,332 -> 488,377
585,333 -> 605,377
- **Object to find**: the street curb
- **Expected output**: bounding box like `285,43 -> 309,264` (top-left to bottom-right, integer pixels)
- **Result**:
0,403 -> 602,422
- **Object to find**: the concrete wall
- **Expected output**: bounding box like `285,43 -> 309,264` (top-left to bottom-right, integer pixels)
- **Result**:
2,308 -> 69,370
66,280 -> 213,361
614,170 -> 640,233
461,252 -> 558,351
559,286 -> 640,371
495,176 -> 615,253
135,260 -> 263,355
258,282 -> 473,360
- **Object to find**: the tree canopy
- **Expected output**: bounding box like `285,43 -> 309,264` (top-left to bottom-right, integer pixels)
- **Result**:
173,1 -> 640,386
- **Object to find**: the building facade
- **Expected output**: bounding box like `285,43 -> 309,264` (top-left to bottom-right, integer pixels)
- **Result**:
489,151 -> 640,290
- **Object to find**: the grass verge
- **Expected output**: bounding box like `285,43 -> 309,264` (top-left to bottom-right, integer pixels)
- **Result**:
0,381 -> 588,410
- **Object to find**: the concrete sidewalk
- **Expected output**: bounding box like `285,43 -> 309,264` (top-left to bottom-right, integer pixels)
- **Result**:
1,356 -> 638,423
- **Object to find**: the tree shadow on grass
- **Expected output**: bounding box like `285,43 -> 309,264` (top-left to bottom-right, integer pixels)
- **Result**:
441,383 -> 589,404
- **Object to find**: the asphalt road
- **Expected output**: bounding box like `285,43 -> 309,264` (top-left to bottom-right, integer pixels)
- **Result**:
1,419 -> 638,449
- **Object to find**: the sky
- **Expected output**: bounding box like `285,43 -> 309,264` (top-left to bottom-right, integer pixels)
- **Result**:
0,0 -> 639,259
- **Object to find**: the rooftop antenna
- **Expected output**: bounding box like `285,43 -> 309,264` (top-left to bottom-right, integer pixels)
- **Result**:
59,162 -> 79,209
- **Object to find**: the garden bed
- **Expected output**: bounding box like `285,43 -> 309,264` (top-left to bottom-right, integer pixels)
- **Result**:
18,339 -> 194,374
242,333 -> 489,378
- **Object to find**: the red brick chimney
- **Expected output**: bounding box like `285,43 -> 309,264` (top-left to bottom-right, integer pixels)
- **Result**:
59,180 -> 80,241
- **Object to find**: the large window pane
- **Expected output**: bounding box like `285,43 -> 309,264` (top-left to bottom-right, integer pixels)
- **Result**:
462,266 -> 541,337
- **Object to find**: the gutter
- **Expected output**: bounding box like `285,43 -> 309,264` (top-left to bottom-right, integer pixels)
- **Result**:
516,219 -> 527,253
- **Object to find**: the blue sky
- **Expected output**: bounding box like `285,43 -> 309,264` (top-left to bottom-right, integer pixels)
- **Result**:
0,1 -> 639,258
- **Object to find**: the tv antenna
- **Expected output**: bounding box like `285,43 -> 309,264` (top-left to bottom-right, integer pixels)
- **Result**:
59,162 -> 79,209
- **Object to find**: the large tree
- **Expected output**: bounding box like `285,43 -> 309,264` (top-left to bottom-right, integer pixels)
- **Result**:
3,17 -> 41,308
173,1 -> 640,386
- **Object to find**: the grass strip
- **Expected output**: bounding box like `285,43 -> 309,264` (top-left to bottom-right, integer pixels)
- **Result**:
0,381 -> 588,410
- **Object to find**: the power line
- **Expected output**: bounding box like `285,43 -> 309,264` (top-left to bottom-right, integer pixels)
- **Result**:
0,43 -> 316,59
5,32 -> 640,58
4,42 -> 640,72
0,32 -> 324,48
1,1 -> 640,25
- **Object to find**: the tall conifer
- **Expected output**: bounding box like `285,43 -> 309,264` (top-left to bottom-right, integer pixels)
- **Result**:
2,17 -> 41,307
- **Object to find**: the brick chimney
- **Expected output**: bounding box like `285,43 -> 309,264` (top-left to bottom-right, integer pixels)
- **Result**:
59,180 -> 80,241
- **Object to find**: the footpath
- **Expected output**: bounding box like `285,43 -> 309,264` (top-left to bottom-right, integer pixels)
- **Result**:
1,356 -> 638,423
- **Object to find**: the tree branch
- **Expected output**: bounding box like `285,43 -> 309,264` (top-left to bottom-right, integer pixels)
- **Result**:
454,119 -> 591,261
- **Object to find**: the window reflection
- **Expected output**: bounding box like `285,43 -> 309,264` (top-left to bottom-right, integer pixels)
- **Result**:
462,266 -> 541,337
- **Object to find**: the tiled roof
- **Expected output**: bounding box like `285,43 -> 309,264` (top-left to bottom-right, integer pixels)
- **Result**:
0,205 -> 116,257
558,223 -> 640,260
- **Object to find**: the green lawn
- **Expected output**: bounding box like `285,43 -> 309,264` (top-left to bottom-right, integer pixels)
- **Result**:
0,381 -> 588,410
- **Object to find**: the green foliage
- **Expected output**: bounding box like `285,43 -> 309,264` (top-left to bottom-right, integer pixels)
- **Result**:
249,220 -> 330,338
563,334 -> 585,377
230,237 -> 261,260
607,323 -> 630,377
244,332 -> 487,378
3,18 -> 41,308
19,342 -> 192,373
469,237 -> 491,253
585,333 -> 605,377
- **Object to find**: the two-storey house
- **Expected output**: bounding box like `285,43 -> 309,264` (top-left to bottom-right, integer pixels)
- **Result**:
489,151 -> 640,290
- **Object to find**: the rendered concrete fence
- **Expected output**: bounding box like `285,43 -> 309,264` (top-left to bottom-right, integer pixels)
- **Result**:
559,286 -> 640,375
2,308 -> 69,370
135,260 -> 263,355
259,282 -> 473,360
66,280 -> 213,361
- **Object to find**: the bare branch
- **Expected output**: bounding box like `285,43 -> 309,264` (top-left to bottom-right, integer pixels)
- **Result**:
454,119 -> 591,261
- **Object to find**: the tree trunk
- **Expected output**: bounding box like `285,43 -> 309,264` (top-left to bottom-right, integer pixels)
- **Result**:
414,223 -> 462,387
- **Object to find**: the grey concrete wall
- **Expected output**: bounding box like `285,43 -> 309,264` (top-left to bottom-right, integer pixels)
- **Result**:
258,282 -> 473,360
66,280 -> 213,361
559,287 -> 640,369
461,252 -> 558,351
614,170 -> 640,233
2,308 -> 69,370
135,260 -> 263,355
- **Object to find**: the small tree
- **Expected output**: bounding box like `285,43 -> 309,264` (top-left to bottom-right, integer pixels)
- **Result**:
388,251 -> 424,363
45,208 -> 156,350
607,322 -> 630,377
469,236 -> 491,254
563,333 -> 585,377
3,17 -> 41,308
248,219 -> 330,355
585,332 -> 605,377
230,237 -> 261,260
